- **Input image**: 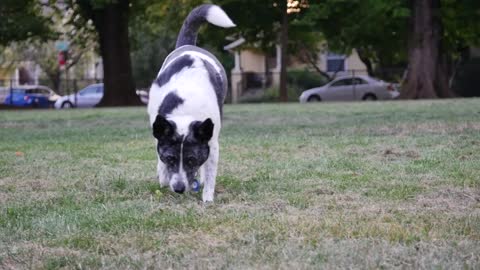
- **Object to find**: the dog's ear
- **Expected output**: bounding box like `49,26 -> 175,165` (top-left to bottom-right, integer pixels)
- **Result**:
153,114 -> 175,140
192,118 -> 214,143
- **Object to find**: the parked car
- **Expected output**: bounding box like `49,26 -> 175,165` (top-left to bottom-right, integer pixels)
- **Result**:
55,83 -> 149,108
3,85 -> 60,108
54,83 -> 103,109
299,75 -> 400,103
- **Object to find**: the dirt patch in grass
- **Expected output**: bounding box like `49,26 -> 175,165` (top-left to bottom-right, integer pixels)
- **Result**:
0,242 -> 84,269
334,187 -> 480,217
0,178 -> 55,192
0,178 -> 62,205
404,187 -> 480,214
383,148 -> 421,160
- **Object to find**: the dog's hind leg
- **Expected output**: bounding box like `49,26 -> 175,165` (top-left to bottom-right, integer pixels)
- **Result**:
157,160 -> 169,187
202,141 -> 219,202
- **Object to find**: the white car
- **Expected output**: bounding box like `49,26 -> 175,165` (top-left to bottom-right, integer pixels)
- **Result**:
54,83 -> 103,109
55,83 -> 149,108
299,75 -> 400,103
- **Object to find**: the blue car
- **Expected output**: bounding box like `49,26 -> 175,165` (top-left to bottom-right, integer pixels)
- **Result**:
3,86 -> 60,108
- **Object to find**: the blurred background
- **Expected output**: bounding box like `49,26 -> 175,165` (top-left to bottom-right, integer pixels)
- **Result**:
0,0 -> 479,108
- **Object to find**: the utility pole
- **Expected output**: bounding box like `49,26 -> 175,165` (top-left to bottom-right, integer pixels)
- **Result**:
279,1 -> 289,102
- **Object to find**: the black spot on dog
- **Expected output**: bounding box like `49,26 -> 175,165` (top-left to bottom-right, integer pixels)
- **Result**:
158,92 -> 184,116
156,55 -> 194,87
201,59 -> 225,116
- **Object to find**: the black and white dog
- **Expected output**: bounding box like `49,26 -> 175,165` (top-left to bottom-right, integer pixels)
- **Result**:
147,4 -> 235,202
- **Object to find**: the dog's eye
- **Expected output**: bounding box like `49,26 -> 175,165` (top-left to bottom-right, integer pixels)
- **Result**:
185,157 -> 196,166
164,156 -> 177,165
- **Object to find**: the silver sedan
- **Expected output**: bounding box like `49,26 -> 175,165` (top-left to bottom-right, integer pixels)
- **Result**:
299,75 -> 400,103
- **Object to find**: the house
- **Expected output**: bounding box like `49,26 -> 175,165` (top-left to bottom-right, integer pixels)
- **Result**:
0,61 -> 40,87
224,38 -> 368,103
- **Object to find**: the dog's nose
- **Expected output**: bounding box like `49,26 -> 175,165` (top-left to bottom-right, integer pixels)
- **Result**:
173,182 -> 185,194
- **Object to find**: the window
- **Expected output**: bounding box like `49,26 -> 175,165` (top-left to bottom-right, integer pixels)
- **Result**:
80,86 -> 98,95
327,53 -> 346,72
35,89 -> 52,95
352,78 -> 368,85
331,79 -> 354,87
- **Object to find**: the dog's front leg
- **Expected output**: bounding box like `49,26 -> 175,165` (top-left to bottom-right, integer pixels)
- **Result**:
157,159 -> 169,187
202,141 -> 219,202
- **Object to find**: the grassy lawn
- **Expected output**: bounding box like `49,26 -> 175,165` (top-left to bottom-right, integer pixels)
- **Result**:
0,99 -> 479,269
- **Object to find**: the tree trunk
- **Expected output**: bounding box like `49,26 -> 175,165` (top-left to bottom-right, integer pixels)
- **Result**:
297,44 -> 332,81
47,70 -> 61,93
400,0 -> 453,99
436,49 -> 455,97
279,4 -> 288,102
356,48 -> 375,77
92,0 -> 141,106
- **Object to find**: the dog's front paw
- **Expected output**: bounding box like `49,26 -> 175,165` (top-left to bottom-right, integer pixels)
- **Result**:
202,190 -> 214,203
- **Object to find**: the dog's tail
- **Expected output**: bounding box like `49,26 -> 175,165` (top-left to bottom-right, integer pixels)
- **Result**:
176,4 -> 235,48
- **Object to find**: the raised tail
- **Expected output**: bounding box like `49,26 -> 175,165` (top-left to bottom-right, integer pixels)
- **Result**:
175,4 -> 235,48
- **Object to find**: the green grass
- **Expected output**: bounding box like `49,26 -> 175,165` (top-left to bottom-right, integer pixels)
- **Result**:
1,99 -> 479,269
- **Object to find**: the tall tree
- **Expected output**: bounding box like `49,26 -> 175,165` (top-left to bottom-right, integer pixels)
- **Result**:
69,0 -> 145,106
400,0 -> 449,98
400,0 -> 480,98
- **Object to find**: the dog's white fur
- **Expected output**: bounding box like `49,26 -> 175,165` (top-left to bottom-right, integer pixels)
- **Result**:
148,5 -> 234,202
206,6 -> 236,28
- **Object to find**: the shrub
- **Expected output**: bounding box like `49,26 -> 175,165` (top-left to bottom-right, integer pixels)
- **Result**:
238,70 -> 329,103
287,69 -> 329,91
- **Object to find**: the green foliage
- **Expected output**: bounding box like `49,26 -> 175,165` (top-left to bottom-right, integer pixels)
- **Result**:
451,57 -> 480,97
129,22 -> 177,88
441,0 -> 480,56
303,0 -> 409,72
238,69 -> 329,103
219,0 -> 282,51
239,87 -> 299,103
0,0 -> 54,45
301,0 -> 480,77
287,69 -> 329,90
1,2 -> 98,91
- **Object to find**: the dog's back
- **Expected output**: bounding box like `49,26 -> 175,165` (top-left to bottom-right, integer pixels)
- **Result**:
148,4 -> 235,138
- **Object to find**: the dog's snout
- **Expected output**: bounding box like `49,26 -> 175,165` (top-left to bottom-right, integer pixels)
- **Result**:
173,182 -> 186,194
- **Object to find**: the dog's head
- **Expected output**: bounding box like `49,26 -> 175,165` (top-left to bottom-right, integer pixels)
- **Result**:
153,114 -> 214,193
